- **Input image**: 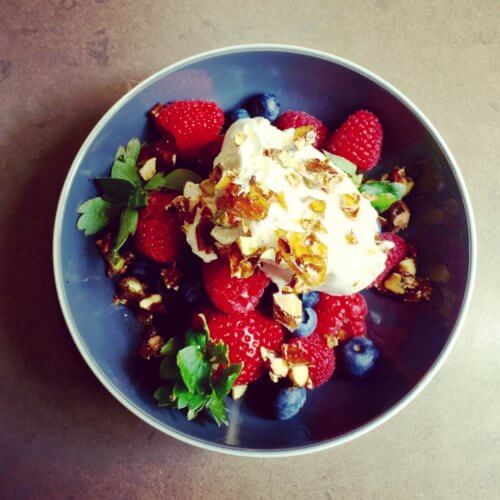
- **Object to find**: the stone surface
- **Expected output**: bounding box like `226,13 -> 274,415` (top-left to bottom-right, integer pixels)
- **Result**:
0,0 -> 499,498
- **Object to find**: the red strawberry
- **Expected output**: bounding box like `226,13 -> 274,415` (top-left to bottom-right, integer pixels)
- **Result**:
326,110 -> 383,172
373,232 -> 407,287
133,191 -> 185,264
315,293 -> 368,343
137,137 -> 177,171
282,333 -> 335,388
202,258 -> 270,314
155,100 -> 224,160
276,110 -> 329,149
194,134 -> 224,178
200,307 -> 285,385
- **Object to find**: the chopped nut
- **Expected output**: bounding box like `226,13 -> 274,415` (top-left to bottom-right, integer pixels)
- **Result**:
260,248 -> 276,262
383,273 -> 406,295
115,276 -> 148,304
139,327 -> 165,360
149,102 -> 163,119
399,257 -> 416,275
289,364 -> 309,387
95,232 -> 134,277
160,264 -> 182,291
345,230 -> 358,245
390,167 -> 414,195
380,271 -> 432,302
139,294 -> 164,312
237,236 -> 260,257
264,148 -> 282,158
310,199 -> 326,214
340,193 -> 360,218
211,225 -> 241,245
215,171 -> 235,190
261,347 -> 289,383
278,150 -> 299,169
139,157 -> 157,181
231,385 -> 248,400
286,172 -> 301,187
324,333 -> 339,348
273,292 -> 303,331
384,200 -> 410,233
293,125 -> 314,143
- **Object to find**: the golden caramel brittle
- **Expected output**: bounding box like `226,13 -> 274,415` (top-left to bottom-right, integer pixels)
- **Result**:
340,193 -> 360,218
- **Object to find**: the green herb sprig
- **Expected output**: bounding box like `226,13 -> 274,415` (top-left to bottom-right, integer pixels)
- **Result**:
154,317 -> 242,425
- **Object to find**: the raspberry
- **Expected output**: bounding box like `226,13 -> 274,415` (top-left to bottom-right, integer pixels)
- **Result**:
283,333 -> 335,388
155,100 -> 224,160
133,191 -> 185,264
374,232 -> 407,287
200,307 -> 285,385
315,293 -> 368,343
326,110 -> 383,172
276,110 -> 329,149
202,258 -> 270,314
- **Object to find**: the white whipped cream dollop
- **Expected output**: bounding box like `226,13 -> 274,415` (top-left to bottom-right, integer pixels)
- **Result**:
183,117 -> 389,295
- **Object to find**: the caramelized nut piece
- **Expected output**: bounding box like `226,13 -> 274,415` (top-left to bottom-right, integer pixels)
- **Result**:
231,385 -> 248,400
385,200 -> 410,233
115,276 -> 148,304
139,157 -> 157,181
273,292 -> 303,331
139,294 -> 164,312
399,257 -> 416,275
139,327 -> 165,360
289,364 -> 309,387
340,193 -> 360,218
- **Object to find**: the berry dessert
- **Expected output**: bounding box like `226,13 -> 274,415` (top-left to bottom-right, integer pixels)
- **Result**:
77,94 -> 432,425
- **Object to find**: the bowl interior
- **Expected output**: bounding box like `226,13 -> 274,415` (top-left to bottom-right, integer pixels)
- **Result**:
55,47 -> 472,454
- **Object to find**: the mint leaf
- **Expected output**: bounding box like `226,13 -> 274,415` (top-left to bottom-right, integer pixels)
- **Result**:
145,168 -> 202,192
207,390 -> 228,426
128,186 -> 148,209
185,329 -> 207,351
95,177 -> 136,204
176,346 -> 211,394
213,364 -> 242,399
153,385 -> 172,407
206,341 -> 229,365
76,197 -> 121,235
111,139 -> 142,186
360,181 -> 406,212
113,206 -> 138,253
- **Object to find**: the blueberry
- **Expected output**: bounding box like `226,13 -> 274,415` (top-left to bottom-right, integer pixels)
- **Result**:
247,93 -> 280,121
227,108 -> 250,125
302,291 -> 320,308
341,337 -> 380,377
179,273 -> 204,304
293,307 -> 317,338
274,386 -> 307,420
128,259 -> 158,279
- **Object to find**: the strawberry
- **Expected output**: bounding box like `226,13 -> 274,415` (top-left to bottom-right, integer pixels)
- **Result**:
202,258 -> 270,314
282,333 -> 335,388
315,293 -> 368,343
200,307 -> 285,385
326,110 -> 383,172
133,191 -> 184,264
155,100 -> 224,160
276,110 -> 329,149
373,232 -> 407,287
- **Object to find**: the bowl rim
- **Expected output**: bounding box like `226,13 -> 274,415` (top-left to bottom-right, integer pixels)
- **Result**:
53,43 -> 477,458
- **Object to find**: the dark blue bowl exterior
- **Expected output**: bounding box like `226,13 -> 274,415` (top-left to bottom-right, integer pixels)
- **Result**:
56,48 -> 472,453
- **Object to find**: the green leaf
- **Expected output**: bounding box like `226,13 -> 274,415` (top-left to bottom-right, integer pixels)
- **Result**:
111,139 -> 142,186
160,337 -> 178,356
324,151 -> 358,176
172,383 -> 209,416
113,207 -> 138,253
185,329 -> 208,351
128,186 -> 148,209
206,341 -> 229,365
207,390 -> 228,426
125,138 -> 141,162
95,177 -> 136,204
212,364 -> 242,399
76,197 -> 121,236
145,168 -> 202,192
153,385 -> 172,407
359,181 -> 406,212
176,346 -> 211,394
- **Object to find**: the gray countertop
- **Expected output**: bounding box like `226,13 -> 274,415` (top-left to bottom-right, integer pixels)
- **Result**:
0,1 -> 498,498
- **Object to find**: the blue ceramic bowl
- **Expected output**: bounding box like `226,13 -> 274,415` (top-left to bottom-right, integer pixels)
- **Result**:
53,45 -> 476,457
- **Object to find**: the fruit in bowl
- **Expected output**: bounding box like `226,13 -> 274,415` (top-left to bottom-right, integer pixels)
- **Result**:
76,93 -> 433,425
54,46 -> 474,455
